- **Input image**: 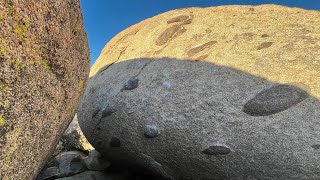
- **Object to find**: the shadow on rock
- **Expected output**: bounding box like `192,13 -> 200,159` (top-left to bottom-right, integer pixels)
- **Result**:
78,58 -> 320,180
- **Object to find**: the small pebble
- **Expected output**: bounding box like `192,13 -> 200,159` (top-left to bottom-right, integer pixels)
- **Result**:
144,125 -> 160,138
123,76 -> 139,90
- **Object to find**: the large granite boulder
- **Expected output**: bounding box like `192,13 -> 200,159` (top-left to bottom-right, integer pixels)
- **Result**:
79,5 -> 320,180
89,5 -> 320,99
0,0 -> 90,179
79,58 -> 320,180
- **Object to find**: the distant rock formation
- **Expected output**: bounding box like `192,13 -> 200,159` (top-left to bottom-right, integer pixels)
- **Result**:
0,0 -> 90,179
79,5 -> 320,180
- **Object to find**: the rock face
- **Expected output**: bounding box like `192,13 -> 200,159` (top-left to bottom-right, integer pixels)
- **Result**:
37,151 -> 87,180
89,5 -> 320,99
61,115 -> 94,153
78,58 -> 320,180
0,0 -> 90,179
79,5 -> 320,180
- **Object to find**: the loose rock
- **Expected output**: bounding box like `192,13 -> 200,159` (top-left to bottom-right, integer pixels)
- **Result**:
84,150 -> 111,171
144,125 -> 160,138
37,151 -> 87,180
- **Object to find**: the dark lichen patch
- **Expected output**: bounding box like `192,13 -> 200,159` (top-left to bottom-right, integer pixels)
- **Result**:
44,12 -> 52,21
311,144 -> 320,150
156,25 -> 186,46
187,41 -> 217,57
243,84 -> 308,116
110,137 -> 121,147
202,146 -> 231,155
122,76 -> 139,91
144,125 -> 160,138
257,42 -> 273,50
167,15 -> 190,24
101,105 -> 116,118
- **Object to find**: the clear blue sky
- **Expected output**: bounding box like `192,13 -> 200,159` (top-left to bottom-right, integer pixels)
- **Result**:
80,0 -> 320,66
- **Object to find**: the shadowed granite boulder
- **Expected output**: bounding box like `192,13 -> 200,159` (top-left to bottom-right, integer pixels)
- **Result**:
79,4 -> 320,180
0,0 -> 90,179
78,58 -> 320,180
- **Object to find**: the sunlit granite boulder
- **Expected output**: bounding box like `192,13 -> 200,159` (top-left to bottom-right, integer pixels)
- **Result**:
0,0 -> 90,179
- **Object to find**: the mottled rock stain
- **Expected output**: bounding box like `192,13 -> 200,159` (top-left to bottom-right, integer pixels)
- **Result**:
156,15 -> 193,46
257,42 -> 273,50
156,25 -> 187,46
196,55 -> 209,61
187,41 -> 217,57
167,15 -> 190,24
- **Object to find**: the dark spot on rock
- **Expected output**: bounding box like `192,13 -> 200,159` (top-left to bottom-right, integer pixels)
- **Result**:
144,125 -> 159,138
156,25 -> 186,46
311,144 -> 320,150
167,15 -> 190,24
110,137 -> 121,147
203,146 -> 231,155
243,84 -> 308,116
44,12 -> 51,21
261,34 -> 269,38
91,108 -> 100,118
180,19 -> 192,25
196,55 -> 209,61
205,29 -> 212,33
236,33 -> 255,40
21,54 -> 26,61
101,105 -> 116,118
257,42 -> 273,50
123,76 -> 139,90
187,41 -> 217,57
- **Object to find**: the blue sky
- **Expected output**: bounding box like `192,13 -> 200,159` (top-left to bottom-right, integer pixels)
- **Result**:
80,0 -> 320,66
